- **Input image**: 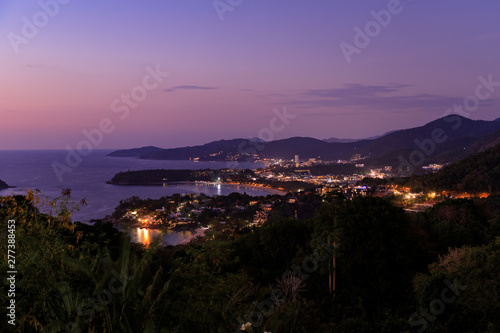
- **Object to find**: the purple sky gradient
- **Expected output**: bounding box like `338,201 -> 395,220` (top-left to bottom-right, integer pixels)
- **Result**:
1,0 -> 499,149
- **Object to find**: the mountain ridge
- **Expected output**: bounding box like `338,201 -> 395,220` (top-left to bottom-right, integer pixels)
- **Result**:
108,116 -> 500,169
107,145 -> 163,158
323,130 -> 398,143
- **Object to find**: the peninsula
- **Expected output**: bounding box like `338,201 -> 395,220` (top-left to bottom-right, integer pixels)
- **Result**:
107,168 -> 315,192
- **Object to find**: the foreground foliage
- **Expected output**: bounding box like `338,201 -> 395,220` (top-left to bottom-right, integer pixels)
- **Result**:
1,190 -> 499,332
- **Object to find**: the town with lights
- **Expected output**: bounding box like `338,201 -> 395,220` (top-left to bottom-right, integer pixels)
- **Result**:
107,153 -> 492,235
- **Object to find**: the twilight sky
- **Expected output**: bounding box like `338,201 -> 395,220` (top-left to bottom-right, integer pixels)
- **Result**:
1,0 -> 499,150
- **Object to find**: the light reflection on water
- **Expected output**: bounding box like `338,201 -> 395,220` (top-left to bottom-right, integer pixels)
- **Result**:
129,227 -> 193,247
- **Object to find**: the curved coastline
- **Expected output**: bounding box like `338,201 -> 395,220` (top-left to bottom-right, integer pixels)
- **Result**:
177,227 -> 208,245
112,219 -> 198,231
108,180 -> 286,195
221,182 -> 286,195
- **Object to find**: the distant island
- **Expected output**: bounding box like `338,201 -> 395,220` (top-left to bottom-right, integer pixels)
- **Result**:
0,179 -> 10,190
107,116 -> 500,169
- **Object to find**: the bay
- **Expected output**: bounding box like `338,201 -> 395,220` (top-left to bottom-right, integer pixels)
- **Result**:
0,150 -> 275,224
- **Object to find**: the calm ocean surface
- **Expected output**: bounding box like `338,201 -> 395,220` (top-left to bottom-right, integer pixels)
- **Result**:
0,150 -> 272,231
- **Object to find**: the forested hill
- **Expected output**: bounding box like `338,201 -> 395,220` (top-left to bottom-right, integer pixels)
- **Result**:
407,142 -> 500,193
108,169 -> 216,185
108,116 -> 500,167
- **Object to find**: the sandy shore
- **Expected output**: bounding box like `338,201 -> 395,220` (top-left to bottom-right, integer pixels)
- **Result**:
222,182 -> 286,195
